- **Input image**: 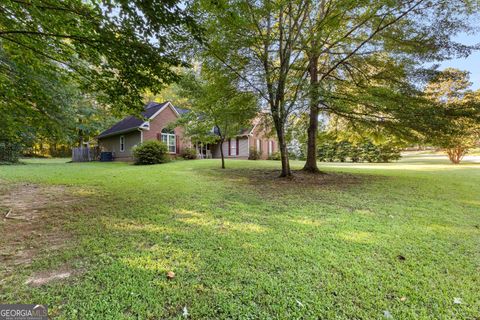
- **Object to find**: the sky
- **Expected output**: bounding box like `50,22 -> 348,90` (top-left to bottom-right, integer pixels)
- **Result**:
437,33 -> 480,90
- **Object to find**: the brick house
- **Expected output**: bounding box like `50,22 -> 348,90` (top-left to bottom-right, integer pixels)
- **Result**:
97,101 -> 277,161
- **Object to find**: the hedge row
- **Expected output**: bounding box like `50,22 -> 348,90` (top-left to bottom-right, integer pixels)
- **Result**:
318,141 -> 401,163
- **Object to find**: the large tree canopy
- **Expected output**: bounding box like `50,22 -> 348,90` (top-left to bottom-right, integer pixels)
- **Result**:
1,0 -> 200,111
194,0 -> 480,176
0,0 -> 200,153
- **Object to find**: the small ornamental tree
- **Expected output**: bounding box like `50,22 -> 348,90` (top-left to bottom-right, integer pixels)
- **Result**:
176,68 -> 258,169
425,69 -> 480,164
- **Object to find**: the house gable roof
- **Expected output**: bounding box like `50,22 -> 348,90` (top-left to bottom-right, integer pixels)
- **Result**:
98,102 -> 188,139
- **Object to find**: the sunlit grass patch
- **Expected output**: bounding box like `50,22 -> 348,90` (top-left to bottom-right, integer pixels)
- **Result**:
107,219 -> 173,234
71,187 -> 97,196
121,248 -> 199,273
338,231 -> 376,244
175,209 -> 267,233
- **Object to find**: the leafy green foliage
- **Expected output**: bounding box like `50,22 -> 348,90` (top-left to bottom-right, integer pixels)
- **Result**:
133,141 -> 170,165
195,0 -> 480,175
424,68 -> 480,163
0,46 -> 76,147
176,68 -> 258,168
196,0 -> 311,176
248,148 -> 261,160
180,147 -> 198,160
0,45 -> 118,157
268,151 -> 281,161
0,0 -> 200,159
0,141 -> 21,164
318,140 -> 401,163
298,0 -> 480,171
364,143 -> 402,163
0,0 -> 200,114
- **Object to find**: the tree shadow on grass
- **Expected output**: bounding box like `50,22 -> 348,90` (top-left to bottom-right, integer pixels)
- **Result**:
199,168 -> 379,195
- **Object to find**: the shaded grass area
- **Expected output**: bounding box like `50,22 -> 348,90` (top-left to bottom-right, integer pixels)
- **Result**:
0,157 -> 479,319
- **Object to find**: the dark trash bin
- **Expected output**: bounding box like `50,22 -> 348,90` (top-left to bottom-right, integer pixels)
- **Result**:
100,152 -> 113,162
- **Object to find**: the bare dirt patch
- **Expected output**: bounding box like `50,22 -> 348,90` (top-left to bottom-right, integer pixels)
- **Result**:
0,183 -> 75,220
25,264 -> 76,287
0,182 -> 81,277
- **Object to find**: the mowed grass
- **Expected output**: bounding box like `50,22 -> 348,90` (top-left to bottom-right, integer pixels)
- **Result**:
0,155 -> 479,319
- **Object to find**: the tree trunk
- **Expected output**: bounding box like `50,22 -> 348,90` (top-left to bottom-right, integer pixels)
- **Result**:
303,104 -> 320,172
78,118 -> 84,147
219,137 -> 225,169
303,54 -> 321,173
446,147 -> 466,164
275,123 -> 291,177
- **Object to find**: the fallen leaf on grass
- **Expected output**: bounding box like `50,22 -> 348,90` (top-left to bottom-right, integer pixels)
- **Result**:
166,271 -> 175,279
453,297 -> 462,304
383,310 -> 393,319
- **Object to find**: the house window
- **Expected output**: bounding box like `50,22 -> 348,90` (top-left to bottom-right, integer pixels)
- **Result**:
120,135 -> 125,152
161,128 -> 176,153
230,138 -> 236,156
256,139 -> 261,153
268,140 -> 273,155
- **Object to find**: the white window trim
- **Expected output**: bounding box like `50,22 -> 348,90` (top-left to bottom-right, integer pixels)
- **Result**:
268,140 -> 273,155
161,132 -> 176,154
120,135 -> 125,152
256,139 -> 261,153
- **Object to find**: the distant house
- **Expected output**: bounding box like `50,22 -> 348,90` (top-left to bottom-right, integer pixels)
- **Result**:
97,101 -> 277,161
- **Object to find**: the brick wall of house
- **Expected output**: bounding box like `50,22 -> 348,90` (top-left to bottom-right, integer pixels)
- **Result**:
249,125 -> 277,160
142,104 -> 189,155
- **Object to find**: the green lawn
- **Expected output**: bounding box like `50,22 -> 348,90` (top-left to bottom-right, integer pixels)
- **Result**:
0,156 -> 479,319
